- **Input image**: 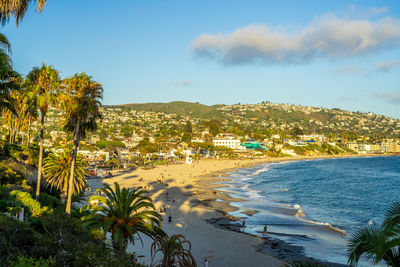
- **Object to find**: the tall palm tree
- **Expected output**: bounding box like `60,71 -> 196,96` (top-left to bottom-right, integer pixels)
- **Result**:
151,233 -> 196,267
26,64 -> 60,200
80,182 -> 163,256
61,72 -> 102,214
0,0 -> 48,26
347,201 -> 400,266
43,148 -> 88,202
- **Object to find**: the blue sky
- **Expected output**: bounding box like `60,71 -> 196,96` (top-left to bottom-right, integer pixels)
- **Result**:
2,0 -> 400,118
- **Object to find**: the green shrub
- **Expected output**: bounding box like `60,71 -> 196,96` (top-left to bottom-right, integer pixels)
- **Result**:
0,160 -> 28,185
38,193 -> 63,209
23,144 -> 40,167
0,184 -> 8,199
0,215 -> 38,266
10,190 -> 51,218
89,228 -> 105,241
0,199 -> 7,212
9,256 -> 54,267
0,211 -> 139,267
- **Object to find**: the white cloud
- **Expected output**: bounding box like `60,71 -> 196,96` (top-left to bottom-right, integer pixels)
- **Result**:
369,7 -> 388,15
376,91 -> 400,104
192,15 -> 400,65
374,60 -> 398,72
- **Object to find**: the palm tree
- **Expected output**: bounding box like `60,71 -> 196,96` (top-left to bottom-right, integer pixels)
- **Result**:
0,33 -> 19,115
61,72 -> 102,214
80,182 -> 163,256
43,148 -> 88,202
26,64 -> 60,200
347,201 -> 400,266
0,0 -> 48,26
151,233 -> 196,267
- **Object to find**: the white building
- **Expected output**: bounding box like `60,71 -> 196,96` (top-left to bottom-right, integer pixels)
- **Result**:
213,134 -> 241,150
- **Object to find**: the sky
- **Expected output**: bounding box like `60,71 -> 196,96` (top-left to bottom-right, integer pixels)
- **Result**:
2,0 -> 400,118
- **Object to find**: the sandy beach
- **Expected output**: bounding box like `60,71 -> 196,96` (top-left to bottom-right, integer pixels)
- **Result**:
86,154 -> 381,266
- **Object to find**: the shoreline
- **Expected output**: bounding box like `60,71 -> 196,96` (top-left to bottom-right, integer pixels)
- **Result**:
87,154 -> 396,266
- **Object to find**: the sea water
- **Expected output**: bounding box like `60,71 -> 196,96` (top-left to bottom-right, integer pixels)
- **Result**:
219,156 -> 400,265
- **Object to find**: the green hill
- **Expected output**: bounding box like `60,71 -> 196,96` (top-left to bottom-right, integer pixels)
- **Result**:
103,101 -> 400,138
110,101 -> 225,119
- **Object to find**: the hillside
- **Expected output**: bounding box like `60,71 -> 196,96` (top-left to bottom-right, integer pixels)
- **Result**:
109,101 -> 225,119
104,101 -> 400,139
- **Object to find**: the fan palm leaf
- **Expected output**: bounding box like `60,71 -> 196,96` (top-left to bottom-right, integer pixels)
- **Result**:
43,148 -> 88,199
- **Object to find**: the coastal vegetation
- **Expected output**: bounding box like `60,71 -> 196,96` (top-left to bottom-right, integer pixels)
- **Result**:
26,64 -> 60,200
0,19 -> 174,264
61,72 -> 103,214
347,201 -> 400,266
43,148 -> 88,201
150,233 -> 196,267
80,182 -> 163,256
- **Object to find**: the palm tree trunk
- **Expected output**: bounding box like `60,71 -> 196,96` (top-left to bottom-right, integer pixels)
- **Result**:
16,114 -> 22,144
9,114 -> 14,143
8,118 -> 12,143
35,113 -> 45,200
66,120 -> 80,214
112,235 -> 128,256
26,114 -> 31,146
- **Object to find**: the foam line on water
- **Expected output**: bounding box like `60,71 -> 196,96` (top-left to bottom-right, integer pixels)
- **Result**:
247,165 -> 271,176
292,204 -> 348,235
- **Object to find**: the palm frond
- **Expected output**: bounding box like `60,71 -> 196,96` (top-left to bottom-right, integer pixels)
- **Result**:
383,201 -> 400,230
0,0 -> 48,26
80,182 -> 163,255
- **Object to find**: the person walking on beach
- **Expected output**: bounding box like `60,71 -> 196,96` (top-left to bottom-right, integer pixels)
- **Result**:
263,225 -> 268,238
242,220 -> 246,231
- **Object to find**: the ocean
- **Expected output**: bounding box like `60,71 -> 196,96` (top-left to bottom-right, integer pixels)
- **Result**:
218,156 -> 400,265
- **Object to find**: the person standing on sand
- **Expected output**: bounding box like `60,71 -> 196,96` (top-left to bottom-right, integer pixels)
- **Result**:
263,225 -> 268,238
242,220 -> 246,231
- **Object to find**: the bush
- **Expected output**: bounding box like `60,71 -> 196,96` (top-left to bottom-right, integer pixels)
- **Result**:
0,210 -> 140,267
23,144 -> 40,167
0,160 -> 28,185
38,193 -> 63,209
0,185 -> 8,199
9,256 -> 54,267
0,215 -> 38,266
10,190 -> 51,218
28,180 -> 61,199
0,199 -> 7,212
